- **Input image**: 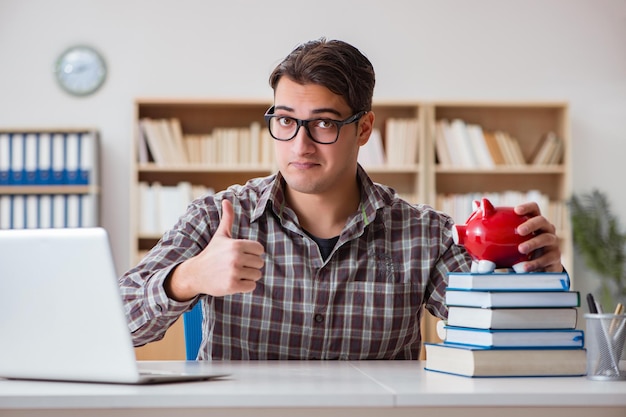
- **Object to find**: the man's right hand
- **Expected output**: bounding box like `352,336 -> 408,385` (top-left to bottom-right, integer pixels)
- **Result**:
165,199 -> 265,301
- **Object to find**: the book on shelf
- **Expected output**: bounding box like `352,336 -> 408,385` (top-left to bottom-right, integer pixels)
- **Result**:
530,132 -> 564,166
482,131 -> 506,166
138,181 -> 215,235
442,326 -> 584,348
434,121 -> 452,167
446,306 -> 578,329
446,271 -> 570,291
384,117 -> 419,166
445,289 -> 580,308
434,119 -> 531,169
424,343 -> 586,377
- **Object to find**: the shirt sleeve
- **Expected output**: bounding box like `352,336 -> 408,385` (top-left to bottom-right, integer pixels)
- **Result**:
424,214 -> 472,320
118,196 -> 220,347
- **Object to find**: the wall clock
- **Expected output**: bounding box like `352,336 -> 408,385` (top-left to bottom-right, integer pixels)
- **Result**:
54,45 -> 107,97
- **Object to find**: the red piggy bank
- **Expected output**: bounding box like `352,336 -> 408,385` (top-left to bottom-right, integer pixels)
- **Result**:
452,198 -> 532,273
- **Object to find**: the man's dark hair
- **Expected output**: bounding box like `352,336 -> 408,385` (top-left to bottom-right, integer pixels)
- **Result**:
269,38 -> 375,113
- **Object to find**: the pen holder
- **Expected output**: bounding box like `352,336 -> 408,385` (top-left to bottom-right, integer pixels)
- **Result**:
584,313 -> 626,380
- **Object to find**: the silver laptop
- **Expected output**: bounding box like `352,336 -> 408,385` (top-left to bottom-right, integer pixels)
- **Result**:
0,227 -> 226,384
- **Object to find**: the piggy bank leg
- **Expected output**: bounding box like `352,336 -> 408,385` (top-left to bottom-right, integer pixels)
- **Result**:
512,261 -> 528,273
472,260 -> 496,273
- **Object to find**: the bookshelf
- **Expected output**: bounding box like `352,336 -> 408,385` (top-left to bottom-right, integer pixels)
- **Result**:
0,128 -> 100,229
131,99 -> 572,360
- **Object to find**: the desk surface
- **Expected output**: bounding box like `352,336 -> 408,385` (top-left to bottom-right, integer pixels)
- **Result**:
1,361 -> 626,417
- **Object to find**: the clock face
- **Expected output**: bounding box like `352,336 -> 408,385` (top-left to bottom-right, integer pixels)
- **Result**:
54,45 -> 107,96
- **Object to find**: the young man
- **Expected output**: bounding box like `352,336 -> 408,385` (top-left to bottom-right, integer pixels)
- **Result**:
120,38 -> 563,360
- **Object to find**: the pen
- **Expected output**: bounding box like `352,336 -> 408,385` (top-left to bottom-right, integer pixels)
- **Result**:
586,293 -> 598,314
609,303 -> 624,335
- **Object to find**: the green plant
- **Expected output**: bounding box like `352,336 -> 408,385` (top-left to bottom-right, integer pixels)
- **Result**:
568,189 -> 626,306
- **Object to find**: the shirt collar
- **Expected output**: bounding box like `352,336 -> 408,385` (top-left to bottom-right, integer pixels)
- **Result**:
251,164 -> 391,226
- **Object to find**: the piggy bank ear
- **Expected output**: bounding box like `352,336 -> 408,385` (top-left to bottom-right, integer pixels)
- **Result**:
472,200 -> 480,211
481,198 -> 496,218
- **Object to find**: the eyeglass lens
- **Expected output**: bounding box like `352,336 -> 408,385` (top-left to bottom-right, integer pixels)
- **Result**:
268,116 -> 340,144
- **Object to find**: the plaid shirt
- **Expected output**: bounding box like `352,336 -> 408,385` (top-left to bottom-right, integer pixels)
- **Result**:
120,166 -> 471,360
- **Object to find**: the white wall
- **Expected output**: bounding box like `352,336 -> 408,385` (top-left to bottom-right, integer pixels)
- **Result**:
1,0 -> 625,293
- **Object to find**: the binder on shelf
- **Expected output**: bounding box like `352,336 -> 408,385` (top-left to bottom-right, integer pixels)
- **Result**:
24,133 -> 38,185
24,195 -> 38,229
78,131 -> 96,185
51,133 -> 66,185
38,195 -> 52,229
0,133 -> 9,185
9,133 -> 25,185
37,133 -> 53,185
64,133 -> 80,185
0,195 -> 10,229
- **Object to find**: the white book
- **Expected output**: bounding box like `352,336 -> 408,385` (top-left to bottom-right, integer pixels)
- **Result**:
445,289 -> 580,308
466,124 -> 494,168
169,119 -> 189,164
249,122 -> 261,165
450,119 -> 478,168
238,128 -> 251,165
157,183 -> 191,232
138,182 -> 158,235
434,122 -> 452,167
443,326 -> 584,348
261,130 -> 274,166
447,271 -> 570,291
403,118 -> 420,165
440,120 -> 464,167
135,122 -> 150,164
446,306 -> 578,330
139,119 -> 169,165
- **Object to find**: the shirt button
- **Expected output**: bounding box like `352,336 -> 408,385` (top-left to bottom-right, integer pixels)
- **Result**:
314,313 -> 324,323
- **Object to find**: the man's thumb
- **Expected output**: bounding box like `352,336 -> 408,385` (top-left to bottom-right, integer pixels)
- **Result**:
215,199 -> 235,238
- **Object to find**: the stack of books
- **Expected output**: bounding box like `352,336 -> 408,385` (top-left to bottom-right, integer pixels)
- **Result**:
425,271 -> 587,377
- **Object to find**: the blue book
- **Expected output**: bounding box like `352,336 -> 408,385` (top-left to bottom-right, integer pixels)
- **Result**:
447,271 -> 570,291
424,342 -> 586,377
443,326 -> 584,348
445,289 -> 580,308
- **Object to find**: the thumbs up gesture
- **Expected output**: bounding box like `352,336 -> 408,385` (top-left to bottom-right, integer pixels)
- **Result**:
165,199 -> 265,300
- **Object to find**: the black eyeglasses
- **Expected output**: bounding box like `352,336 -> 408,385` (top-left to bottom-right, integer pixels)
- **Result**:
264,106 -> 366,144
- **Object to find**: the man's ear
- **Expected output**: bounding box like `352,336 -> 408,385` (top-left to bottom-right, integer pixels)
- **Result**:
357,111 -> 375,146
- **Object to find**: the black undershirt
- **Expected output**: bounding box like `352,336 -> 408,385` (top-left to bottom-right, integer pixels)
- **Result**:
305,231 -> 339,260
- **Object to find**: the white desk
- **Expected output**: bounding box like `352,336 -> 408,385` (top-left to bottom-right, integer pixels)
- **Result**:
1,361 -> 625,417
